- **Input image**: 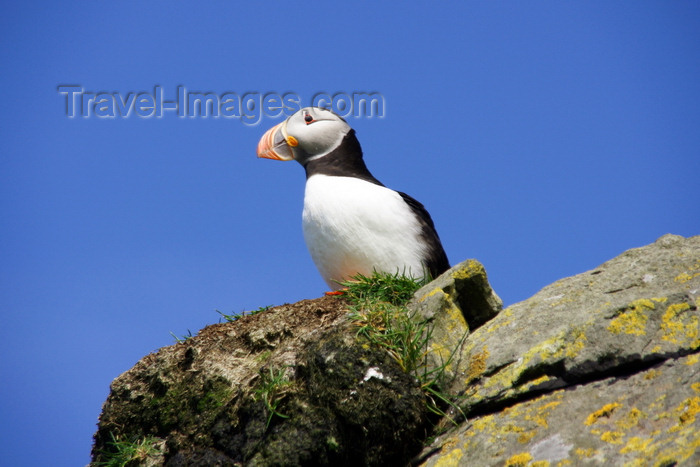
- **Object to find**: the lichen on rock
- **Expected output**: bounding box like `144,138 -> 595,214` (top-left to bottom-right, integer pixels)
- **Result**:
419,234 -> 700,466
92,234 -> 700,466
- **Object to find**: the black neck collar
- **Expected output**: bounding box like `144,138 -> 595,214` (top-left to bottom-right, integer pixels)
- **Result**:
302,130 -> 384,186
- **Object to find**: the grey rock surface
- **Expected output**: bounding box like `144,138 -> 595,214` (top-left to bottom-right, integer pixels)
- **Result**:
419,234 -> 700,466
408,259 -> 502,395
91,234 -> 700,466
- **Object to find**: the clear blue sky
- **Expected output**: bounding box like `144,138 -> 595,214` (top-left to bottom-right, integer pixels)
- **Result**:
1,2 -> 699,465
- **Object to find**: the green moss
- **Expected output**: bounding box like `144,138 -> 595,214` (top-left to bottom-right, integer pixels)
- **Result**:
197,386 -> 234,413
325,435 -> 340,452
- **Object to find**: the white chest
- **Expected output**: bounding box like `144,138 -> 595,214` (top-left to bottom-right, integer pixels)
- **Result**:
302,174 -> 427,288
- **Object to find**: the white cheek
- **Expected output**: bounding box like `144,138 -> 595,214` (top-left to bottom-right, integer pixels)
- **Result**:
302,131 -> 342,154
290,120 -> 349,157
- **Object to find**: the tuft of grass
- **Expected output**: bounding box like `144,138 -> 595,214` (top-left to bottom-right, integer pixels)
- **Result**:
339,270 -> 427,306
217,305 -> 273,323
169,306 -> 275,344
253,366 -> 292,429
96,433 -> 164,467
170,329 -> 194,343
342,270 -> 465,423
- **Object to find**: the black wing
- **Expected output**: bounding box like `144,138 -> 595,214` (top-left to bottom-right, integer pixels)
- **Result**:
398,191 -> 450,279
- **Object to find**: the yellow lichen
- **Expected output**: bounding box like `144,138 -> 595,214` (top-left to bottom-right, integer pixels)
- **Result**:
523,375 -> 552,391
429,342 -> 455,372
634,298 -> 656,308
465,347 -> 489,384
485,325 -> 591,392
685,354 -> 700,366
607,300 -> 654,335
660,302 -> 699,347
468,414 -> 495,436
616,407 -> 644,430
574,447 -> 595,458
565,328 -> 587,358
674,271 -> 700,284
692,382 -> 700,393
505,452 -> 533,467
585,402 -> 622,425
518,431 -> 537,444
648,394 -> 667,413
653,428 -> 700,465
433,448 -> 463,467
446,302 -> 468,330
486,316 -> 513,334
600,431 -> 624,444
531,461 -> 550,467
497,423 -> 522,436
451,260 -> 484,280
673,396 -> 700,428
503,403 -> 522,418
467,393 -> 567,450
643,369 -> 660,380
440,437 -> 457,451
524,400 -> 562,428
418,287 -> 445,303
619,436 -> 654,455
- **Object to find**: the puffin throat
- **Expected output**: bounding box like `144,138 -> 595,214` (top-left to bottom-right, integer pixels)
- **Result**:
302,130 -> 383,186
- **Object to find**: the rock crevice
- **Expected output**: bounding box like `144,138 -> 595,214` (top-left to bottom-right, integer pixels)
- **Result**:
91,234 -> 700,466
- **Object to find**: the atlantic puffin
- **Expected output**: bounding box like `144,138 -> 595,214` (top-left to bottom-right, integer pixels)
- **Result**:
257,107 -> 449,290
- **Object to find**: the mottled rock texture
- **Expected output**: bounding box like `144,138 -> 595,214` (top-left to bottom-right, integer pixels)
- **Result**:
92,296 -> 432,466
419,234 -> 699,466
92,234 -> 699,466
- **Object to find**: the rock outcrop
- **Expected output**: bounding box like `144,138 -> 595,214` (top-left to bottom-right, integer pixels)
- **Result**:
418,233 -> 700,466
91,234 -> 699,466
92,296 -> 431,466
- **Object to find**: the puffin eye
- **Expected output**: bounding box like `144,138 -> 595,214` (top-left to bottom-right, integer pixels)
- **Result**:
304,113 -> 314,124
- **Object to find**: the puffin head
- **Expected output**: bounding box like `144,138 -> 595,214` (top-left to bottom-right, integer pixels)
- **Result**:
256,107 -> 352,165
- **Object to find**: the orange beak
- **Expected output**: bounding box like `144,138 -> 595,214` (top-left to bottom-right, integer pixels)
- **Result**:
256,121 -> 295,161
